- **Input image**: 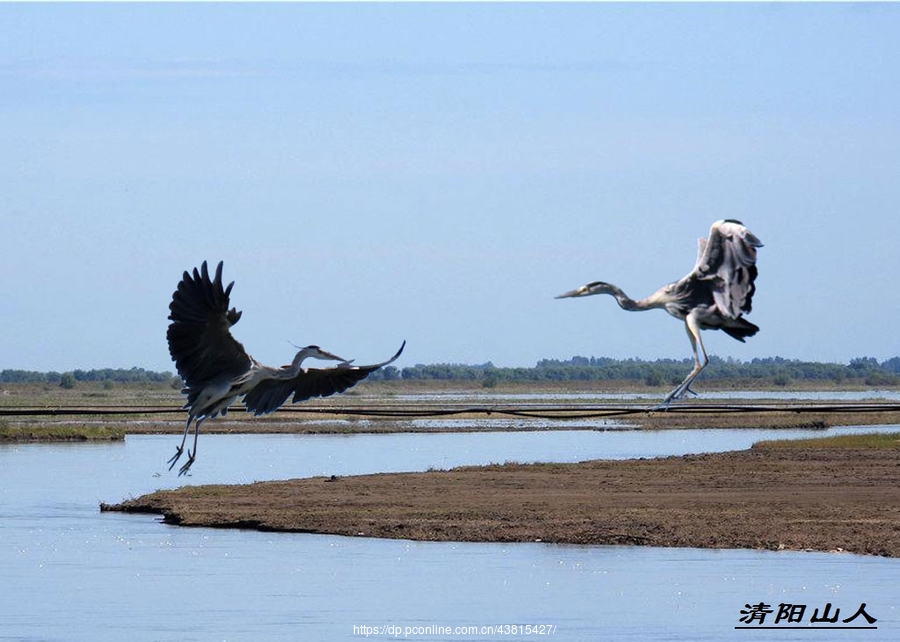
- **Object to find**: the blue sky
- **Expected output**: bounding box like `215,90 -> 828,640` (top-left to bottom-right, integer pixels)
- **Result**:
2,3 -> 899,373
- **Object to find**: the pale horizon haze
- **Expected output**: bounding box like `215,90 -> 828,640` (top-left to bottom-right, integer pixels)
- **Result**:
2,3 -> 899,374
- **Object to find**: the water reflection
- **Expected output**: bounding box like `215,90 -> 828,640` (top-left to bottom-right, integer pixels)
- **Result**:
2,426 -> 898,641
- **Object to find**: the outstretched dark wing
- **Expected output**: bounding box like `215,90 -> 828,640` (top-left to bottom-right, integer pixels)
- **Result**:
242,341 -> 406,416
167,261 -> 253,390
689,219 -> 763,319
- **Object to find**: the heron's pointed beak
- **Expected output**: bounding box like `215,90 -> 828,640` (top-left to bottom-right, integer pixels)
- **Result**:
555,286 -> 587,299
314,348 -> 348,363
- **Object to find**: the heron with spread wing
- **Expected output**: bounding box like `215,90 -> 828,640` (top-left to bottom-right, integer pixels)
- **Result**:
556,219 -> 762,408
166,261 -> 405,475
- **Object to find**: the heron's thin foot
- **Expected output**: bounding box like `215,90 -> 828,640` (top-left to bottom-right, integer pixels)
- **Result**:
652,393 -> 677,411
167,446 -> 184,470
177,451 -> 196,477
653,384 -> 699,411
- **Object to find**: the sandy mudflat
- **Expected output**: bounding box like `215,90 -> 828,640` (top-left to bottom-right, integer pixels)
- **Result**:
103,442 -> 900,557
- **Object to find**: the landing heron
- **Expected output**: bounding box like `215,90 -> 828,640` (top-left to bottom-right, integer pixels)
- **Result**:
556,219 -> 762,408
166,260 -> 404,474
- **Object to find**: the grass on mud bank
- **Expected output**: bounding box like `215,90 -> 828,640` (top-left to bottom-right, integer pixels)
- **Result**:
754,431 -> 900,450
0,422 -> 125,442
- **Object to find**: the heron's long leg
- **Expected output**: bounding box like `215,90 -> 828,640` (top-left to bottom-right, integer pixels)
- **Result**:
680,316 -> 708,396
178,416 -> 205,476
655,315 -> 708,410
167,415 -> 193,469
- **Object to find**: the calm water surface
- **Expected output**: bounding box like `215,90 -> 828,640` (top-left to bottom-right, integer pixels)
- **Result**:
396,390 -> 900,403
2,426 -> 898,641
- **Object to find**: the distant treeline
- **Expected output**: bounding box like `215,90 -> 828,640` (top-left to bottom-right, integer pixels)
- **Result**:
378,355 -> 900,387
0,367 -> 176,387
3,357 -> 899,388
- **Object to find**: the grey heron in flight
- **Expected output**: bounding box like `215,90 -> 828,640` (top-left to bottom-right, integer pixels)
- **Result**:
556,219 -> 762,408
166,260 -> 405,475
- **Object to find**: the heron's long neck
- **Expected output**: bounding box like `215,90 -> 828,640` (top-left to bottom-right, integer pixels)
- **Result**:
604,284 -> 662,312
289,352 -> 311,374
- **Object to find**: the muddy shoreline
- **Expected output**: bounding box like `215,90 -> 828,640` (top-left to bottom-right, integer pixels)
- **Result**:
103,439 -> 900,558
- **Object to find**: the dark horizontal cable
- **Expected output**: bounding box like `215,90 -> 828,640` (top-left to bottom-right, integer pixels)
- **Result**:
2,402 -> 899,420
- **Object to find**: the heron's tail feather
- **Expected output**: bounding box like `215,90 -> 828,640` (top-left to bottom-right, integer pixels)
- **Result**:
722,318 -> 759,343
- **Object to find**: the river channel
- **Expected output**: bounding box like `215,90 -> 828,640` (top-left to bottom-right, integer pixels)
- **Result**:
2,423 -> 898,641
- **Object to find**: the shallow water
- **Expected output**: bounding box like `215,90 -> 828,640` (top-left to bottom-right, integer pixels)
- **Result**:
2,426 -> 898,641
394,389 -> 900,403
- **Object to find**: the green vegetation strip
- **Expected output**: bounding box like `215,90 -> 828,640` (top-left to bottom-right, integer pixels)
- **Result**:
754,432 -> 900,450
0,423 -> 124,441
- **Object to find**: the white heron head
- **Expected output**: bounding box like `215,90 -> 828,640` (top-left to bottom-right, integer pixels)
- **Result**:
290,344 -> 350,369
